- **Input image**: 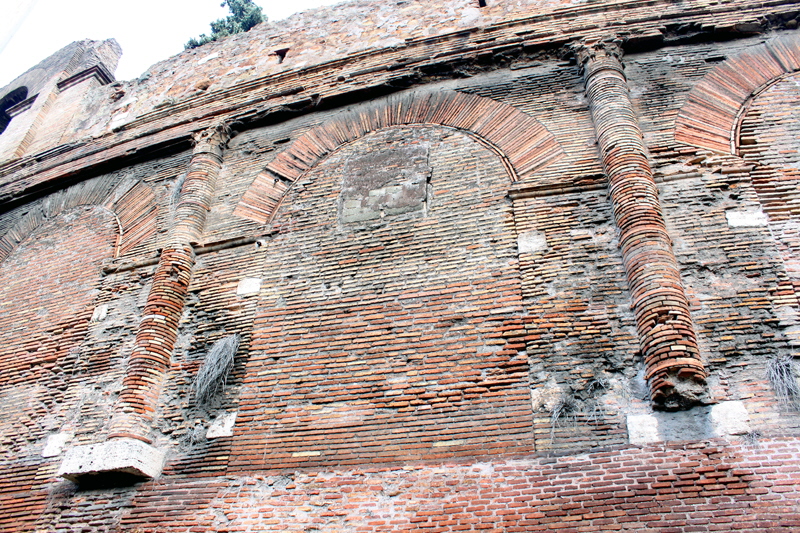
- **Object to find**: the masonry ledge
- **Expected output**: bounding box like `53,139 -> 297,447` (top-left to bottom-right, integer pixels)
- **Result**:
58,437 -> 165,484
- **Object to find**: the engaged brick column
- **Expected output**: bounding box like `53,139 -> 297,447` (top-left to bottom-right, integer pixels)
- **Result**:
576,42 -> 707,410
108,122 -> 231,441
59,123 -> 230,483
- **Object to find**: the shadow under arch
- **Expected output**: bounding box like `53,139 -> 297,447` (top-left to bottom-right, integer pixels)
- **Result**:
234,90 -> 565,224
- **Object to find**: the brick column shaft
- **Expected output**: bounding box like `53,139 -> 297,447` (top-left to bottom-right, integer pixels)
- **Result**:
577,43 -> 707,409
108,123 -> 230,441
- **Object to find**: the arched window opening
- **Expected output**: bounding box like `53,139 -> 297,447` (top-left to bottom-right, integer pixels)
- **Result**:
0,87 -> 29,135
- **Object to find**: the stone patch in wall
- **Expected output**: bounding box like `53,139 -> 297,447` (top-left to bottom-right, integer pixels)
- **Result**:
90,304 -> 109,322
725,208 -> 768,228
339,141 -> 430,225
236,277 -> 261,296
517,230 -> 547,254
627,400 -> 751,445
206,411 -> 237,439
41,432 -> 73,458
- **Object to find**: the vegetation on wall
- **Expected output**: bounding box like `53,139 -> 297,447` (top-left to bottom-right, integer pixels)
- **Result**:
768,354 -> 800,411
193,334 -> 240,405
185,0 -> 265,49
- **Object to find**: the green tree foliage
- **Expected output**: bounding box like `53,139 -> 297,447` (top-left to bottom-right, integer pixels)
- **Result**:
186,0 -> 265,49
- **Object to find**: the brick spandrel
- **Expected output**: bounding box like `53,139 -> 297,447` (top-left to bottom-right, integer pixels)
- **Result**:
1,0 -> 800,530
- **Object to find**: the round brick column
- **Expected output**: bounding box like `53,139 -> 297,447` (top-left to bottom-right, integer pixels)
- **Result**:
576,42 -> 707,410
108,122 -> 231,442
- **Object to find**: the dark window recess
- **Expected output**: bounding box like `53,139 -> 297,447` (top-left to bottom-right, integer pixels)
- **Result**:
275,48 -> 289,64
478,0 -> 487,7
0,87 -> 28,135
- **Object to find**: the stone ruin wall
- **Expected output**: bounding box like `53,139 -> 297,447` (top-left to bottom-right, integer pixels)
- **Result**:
0,0 -> 800,531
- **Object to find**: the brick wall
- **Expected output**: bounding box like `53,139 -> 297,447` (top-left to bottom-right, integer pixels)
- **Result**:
25,438 -> 800,532
1,1 -> 800,532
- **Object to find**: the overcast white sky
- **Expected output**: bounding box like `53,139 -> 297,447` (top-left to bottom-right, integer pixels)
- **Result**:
0,0 -> 343,88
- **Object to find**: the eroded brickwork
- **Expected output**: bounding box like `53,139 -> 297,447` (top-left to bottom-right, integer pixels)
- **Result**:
1,0 -> 800,531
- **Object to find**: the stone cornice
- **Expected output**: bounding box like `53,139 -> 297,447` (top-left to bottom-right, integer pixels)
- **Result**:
56,64 -> 115,91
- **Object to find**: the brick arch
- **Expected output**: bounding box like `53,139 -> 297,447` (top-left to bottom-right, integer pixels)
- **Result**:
0,176 -> 158,263
234,90 -> 564,223
674,34 -> 800,154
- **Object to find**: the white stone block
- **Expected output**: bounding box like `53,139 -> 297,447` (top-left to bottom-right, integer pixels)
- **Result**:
90,304 -> 108,322
710,401 -> 751,437
58,438 -> 165,482
197,52 -> 220,65
627,414 -> 660,445
237,277 -> 262,296
206,411 -> 237,439
726,209 -> 768,228
518,230 -> 547,254
42,432 -> 73,458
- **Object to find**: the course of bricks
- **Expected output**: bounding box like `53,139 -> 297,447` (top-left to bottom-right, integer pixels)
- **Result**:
1,0 -> 800,531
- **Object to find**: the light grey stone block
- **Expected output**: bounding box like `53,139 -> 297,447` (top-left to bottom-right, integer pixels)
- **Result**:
627,414 -> 660,445
207,411 -> 237,439
42,432 -> 73,458
58,438 -> 165,483
710,401 -> 751,437
725,209 -> 768,227
237,277 -> 261,296
518,230 -> 547,254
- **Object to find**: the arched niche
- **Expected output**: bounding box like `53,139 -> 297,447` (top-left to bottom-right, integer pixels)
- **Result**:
0,87 -> 28,136
0,206 -> 117,384
232,125 -> 535,470
234,90 -> 564,224
674,34 -> 800,155
0,176 -> 159,264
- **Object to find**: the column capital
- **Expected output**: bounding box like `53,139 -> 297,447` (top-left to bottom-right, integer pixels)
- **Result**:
572,39 -> 624,77
192,121 -> 231,157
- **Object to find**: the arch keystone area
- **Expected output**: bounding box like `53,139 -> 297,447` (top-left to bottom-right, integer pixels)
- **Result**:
674,34 -> 800,154
234,91 -> 564,223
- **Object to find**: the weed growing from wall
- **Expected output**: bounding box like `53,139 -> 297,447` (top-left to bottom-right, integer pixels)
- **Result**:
193,334 -> 240,405
767,354 -> 800,411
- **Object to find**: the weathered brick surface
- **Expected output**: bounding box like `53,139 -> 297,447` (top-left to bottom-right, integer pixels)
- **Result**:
1,0 -> 800,531
9,438 -> 795,532
234,126 -> 533,470
580,43 -> 706,409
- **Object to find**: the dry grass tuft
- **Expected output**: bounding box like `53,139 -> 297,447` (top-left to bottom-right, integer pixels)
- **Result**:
193,334 -> 240,405
767,354 -> 800,411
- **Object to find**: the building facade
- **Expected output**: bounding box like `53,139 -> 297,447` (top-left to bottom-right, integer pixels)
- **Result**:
1,0 -> 800,530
